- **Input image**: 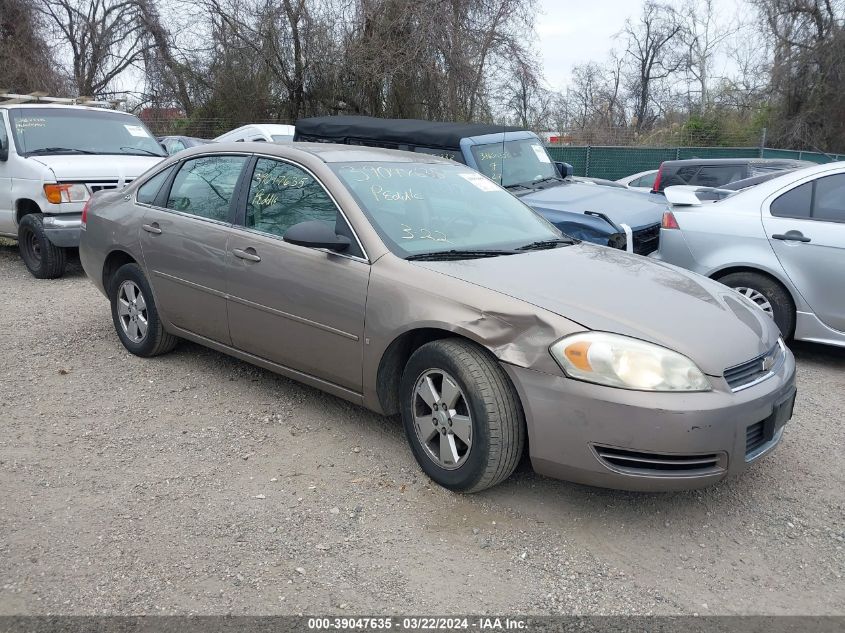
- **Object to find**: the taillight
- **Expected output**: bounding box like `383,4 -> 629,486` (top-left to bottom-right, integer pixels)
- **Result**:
81,198 -> 91,229
652,164 -> 663,192
662,210 -> 680,230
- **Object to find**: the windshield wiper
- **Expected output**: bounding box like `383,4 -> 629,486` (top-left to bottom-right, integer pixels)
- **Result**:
405,249 -> 518,261
26,147 -> 97,155
516,238 -> 578,251
532,176 -> 563,186
117,146 -> 166,157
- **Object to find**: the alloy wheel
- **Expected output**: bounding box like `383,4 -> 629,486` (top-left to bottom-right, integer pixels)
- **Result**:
412,369 -> 473,470
117,280 -> 149,343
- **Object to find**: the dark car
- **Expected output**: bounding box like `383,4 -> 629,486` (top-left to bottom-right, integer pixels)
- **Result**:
295,116 -> 666,255
158,135 -> 210,156
652,158 -> 812,193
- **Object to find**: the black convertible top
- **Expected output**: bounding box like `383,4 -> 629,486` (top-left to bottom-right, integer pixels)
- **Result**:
294,116 -> 524,150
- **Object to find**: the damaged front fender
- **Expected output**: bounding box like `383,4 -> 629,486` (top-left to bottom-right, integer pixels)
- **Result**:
362,256 -> 581,413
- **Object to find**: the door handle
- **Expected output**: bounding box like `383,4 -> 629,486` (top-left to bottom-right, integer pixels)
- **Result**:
233,248 -> 261,262
142,223 -> 162,234
772,232 -> 811,243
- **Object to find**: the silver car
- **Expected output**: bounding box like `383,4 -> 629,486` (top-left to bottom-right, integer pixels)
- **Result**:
654,162 -> 845,347
79,143 -> 796,493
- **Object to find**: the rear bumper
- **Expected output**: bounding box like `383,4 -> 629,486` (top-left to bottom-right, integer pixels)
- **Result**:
43,214 -> 82,248
504,348 -> 797,492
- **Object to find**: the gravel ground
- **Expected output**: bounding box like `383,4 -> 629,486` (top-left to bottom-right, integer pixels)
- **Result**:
0,241 -> 843,616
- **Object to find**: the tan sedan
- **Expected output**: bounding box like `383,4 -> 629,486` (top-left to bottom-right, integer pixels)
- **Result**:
79,143 -> 796,492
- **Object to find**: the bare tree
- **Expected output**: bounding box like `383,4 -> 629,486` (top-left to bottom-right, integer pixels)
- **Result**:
678,0 -> 742,114
622,1 -> 684,131
39,0 -> 151,96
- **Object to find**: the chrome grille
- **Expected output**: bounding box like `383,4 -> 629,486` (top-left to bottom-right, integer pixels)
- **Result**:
63,179 -> 133,193
724,341 -> 784,391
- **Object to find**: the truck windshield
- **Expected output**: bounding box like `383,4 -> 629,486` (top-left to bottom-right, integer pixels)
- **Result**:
8,108 -> 166,157
470,138 -> 558,188
331,162 -> 562,258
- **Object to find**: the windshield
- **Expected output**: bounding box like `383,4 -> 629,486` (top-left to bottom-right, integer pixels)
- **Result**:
331,162 -> 562,257
470,138 -> 558,188
8,108 -> 166,157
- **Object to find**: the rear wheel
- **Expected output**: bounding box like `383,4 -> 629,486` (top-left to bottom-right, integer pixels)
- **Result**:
18,213 -> 66,279
109,263 -> 178,357
399,338 -> 525,493
718,271 -> 795,338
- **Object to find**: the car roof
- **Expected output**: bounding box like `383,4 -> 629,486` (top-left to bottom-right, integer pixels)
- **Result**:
661,157 -> 813,167
178,141 -> 455,164
705,160 -> 845,204
295,116 -> 524,150
0,103 -> 136,116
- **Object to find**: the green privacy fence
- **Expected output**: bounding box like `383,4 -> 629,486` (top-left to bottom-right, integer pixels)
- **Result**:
544,146 -> 845,180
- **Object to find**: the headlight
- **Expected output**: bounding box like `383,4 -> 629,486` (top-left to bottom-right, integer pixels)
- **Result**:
550,332 -> 711,391
44,183 -> 90,204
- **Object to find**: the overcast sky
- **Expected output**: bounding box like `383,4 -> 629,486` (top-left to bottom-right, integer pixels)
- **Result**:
535,0 -> 748,92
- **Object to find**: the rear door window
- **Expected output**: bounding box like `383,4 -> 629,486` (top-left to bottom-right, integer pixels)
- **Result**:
165,155 -> 247,222
770,182 -> 813,219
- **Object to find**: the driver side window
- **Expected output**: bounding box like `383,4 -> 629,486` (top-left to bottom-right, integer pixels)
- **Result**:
0,112 -> 8,154
244,158 -> 363,257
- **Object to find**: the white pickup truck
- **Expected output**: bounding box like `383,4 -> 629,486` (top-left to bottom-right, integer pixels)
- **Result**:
0,101 -> 165,278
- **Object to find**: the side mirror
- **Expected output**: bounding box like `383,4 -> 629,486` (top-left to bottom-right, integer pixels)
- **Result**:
284,220 -> 350,252
0,146 -> 7,162
555,162 -> 572,178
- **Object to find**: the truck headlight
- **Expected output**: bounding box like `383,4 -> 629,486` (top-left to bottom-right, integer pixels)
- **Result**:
550,332 -> 711,391
44,183 -> 90,204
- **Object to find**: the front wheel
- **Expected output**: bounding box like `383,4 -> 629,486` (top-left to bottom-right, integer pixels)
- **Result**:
399,338 -> 525,493
18,213 -> 66,279
718,271 -> 795,338
109,263 -> 178,357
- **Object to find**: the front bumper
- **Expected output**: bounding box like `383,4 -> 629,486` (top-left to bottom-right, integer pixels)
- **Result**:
504,348 -> 796,491
42,214 -> 82,248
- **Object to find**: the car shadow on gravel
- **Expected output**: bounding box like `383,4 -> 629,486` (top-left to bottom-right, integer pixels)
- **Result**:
790,339 -> 845,367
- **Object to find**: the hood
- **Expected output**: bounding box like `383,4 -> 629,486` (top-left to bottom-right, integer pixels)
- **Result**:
411,244 -> 780,376
30,154 -> 163,181
521,181 -> 666,230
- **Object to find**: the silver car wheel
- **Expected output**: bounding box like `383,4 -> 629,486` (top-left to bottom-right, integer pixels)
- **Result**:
735,286 -> 774,315
413,369 -> 473,470
117,280 -> 149,343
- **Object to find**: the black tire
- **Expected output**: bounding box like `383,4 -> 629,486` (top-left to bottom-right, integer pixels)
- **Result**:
718,271 -> 795,338
109,263 -> 178,357
399,338 -> 525,493
18,213 -> 66,279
